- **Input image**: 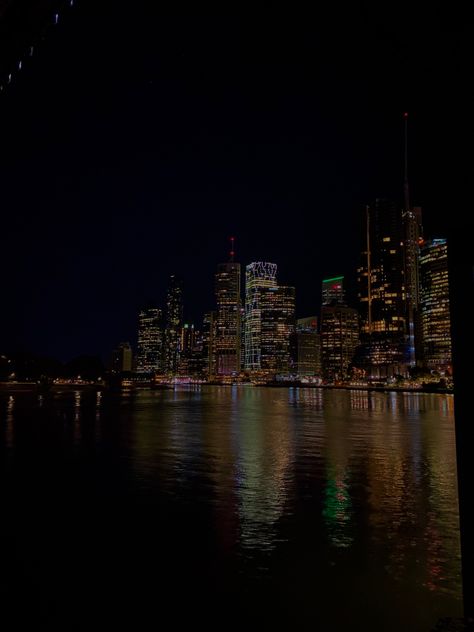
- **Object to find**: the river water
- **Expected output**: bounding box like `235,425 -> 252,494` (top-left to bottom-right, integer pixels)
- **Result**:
0,386 -> 462,630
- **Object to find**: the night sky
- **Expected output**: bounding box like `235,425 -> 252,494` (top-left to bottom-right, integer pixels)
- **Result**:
0,2 -> 468,361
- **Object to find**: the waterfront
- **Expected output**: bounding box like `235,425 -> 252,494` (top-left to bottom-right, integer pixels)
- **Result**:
0,387 -> 462,630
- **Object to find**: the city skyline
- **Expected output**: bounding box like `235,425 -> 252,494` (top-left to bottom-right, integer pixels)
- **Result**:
0,2 -> 451,362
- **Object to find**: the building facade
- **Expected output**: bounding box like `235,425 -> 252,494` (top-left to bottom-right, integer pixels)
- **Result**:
320,305 -> 359,380
419,239 -> 452,373
295,317 -> 321,376
163,275 -> 183,374
356,199 -> 409,374
112,342 -> 133,374
260,285 -> 296,374
244,262 -> 277,370
215,262 -> 241,375
136,307 -> 163,373
322,276 -> 345,306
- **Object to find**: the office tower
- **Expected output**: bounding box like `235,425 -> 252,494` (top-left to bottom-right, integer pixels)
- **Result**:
244,262 -> 277,370
164,275 -> 183,374
295,317 -> 321,376
202,311 -> 216,378
137,307 -> 163,373
321,305 -> 359,380
402,113 -> 423,366
111,342 -> 133,374
180,323 -> 195,354
215,254 -> 241,375
419,239 -> 452,373
260,285 -> 296,374
322,276 -> 345,306
356,199 -> 409,375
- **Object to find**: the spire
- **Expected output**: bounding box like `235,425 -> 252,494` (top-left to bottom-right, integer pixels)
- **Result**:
229,236 -> 235,262
404,112 -> 410,212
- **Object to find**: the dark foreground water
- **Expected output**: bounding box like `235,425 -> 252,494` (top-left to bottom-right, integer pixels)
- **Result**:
0,386 -> 462,630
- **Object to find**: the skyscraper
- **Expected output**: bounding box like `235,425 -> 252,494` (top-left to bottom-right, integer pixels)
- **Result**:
137,307 -> 163,373
202,311 -> 216,378
295,317 -> 321,377
356,199 -> 409,375
402,110 -> 423,367
215,258 -> 241,375
244,262 -> 277,370
419,239 -> 452,373
320,305 -> 359,381
163,275 -> 183,374
322,276 -> 345,306
260,285 -> 296,374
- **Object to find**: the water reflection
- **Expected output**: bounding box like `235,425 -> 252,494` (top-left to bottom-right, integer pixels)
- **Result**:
234,388 -> 294,554
0,387 -> 462,631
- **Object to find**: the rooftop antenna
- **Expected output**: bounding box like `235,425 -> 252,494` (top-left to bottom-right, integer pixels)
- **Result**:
229,236 -> 235,262
404,112 -> 410,212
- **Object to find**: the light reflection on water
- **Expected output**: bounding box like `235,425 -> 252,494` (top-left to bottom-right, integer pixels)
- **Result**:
0,386 -> 462,630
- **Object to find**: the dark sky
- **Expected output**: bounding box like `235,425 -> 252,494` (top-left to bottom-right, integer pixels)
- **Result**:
0,1 -> 468,361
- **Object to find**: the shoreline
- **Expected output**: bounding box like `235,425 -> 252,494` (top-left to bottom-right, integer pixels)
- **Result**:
0,381 -> 453,396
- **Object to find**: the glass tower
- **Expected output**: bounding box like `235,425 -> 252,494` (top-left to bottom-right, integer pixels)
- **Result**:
164,275 -> 183,374
420,239 -> 452,373
137,307 -> 163,373
244,262 -> 277,370
215,262 -> 241,375
260,285 -> 296,374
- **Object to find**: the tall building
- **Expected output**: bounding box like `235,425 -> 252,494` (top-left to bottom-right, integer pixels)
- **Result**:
295,317 -> 321,377
321,305 -> 359,381
322,276 -> 345,306
244,262 -> 277,370
215,260 -> 241,375
202,311 -> 216,378
356,199 -> 409,374
137,307 -> 163,373
180,323 -> 195,354
163,275 -> 183,374
419,239 -> 452,373
111,342 -> 133,374
402,114 -> 423,366
260,285 -> 296,374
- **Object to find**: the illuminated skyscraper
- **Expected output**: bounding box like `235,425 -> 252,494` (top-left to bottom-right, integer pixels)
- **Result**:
260,285 -> 296,374
164,275 -> 183,374
402,114 -> 423,366
356,199 -> 409,375
215,259 -> 241,375
295,317 -> 321,376
137,307 -> 163,373
321,305 -> 359,381
419,239 -> 452,373
244,262 -> 277,370
202,311 -> 216,378
322,276 -> 345,306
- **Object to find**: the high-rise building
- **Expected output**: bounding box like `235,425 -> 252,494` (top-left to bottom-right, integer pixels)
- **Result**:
356,199 -> 409,374
402,113 -> 423,366
202,311 -> 216,378
215,261 -> 241,375
403,206 -> 423,364
111,342 -> 133,374
180,323 -> 195,354
295,317 -> 321,376
244,262 -> 277,370
322,276 -> 345,306
137,307 -> 163,373
163,275 -> 183,374
260,285 -> 296,374
321,305 -> 359,380
419,239 -> 452,373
